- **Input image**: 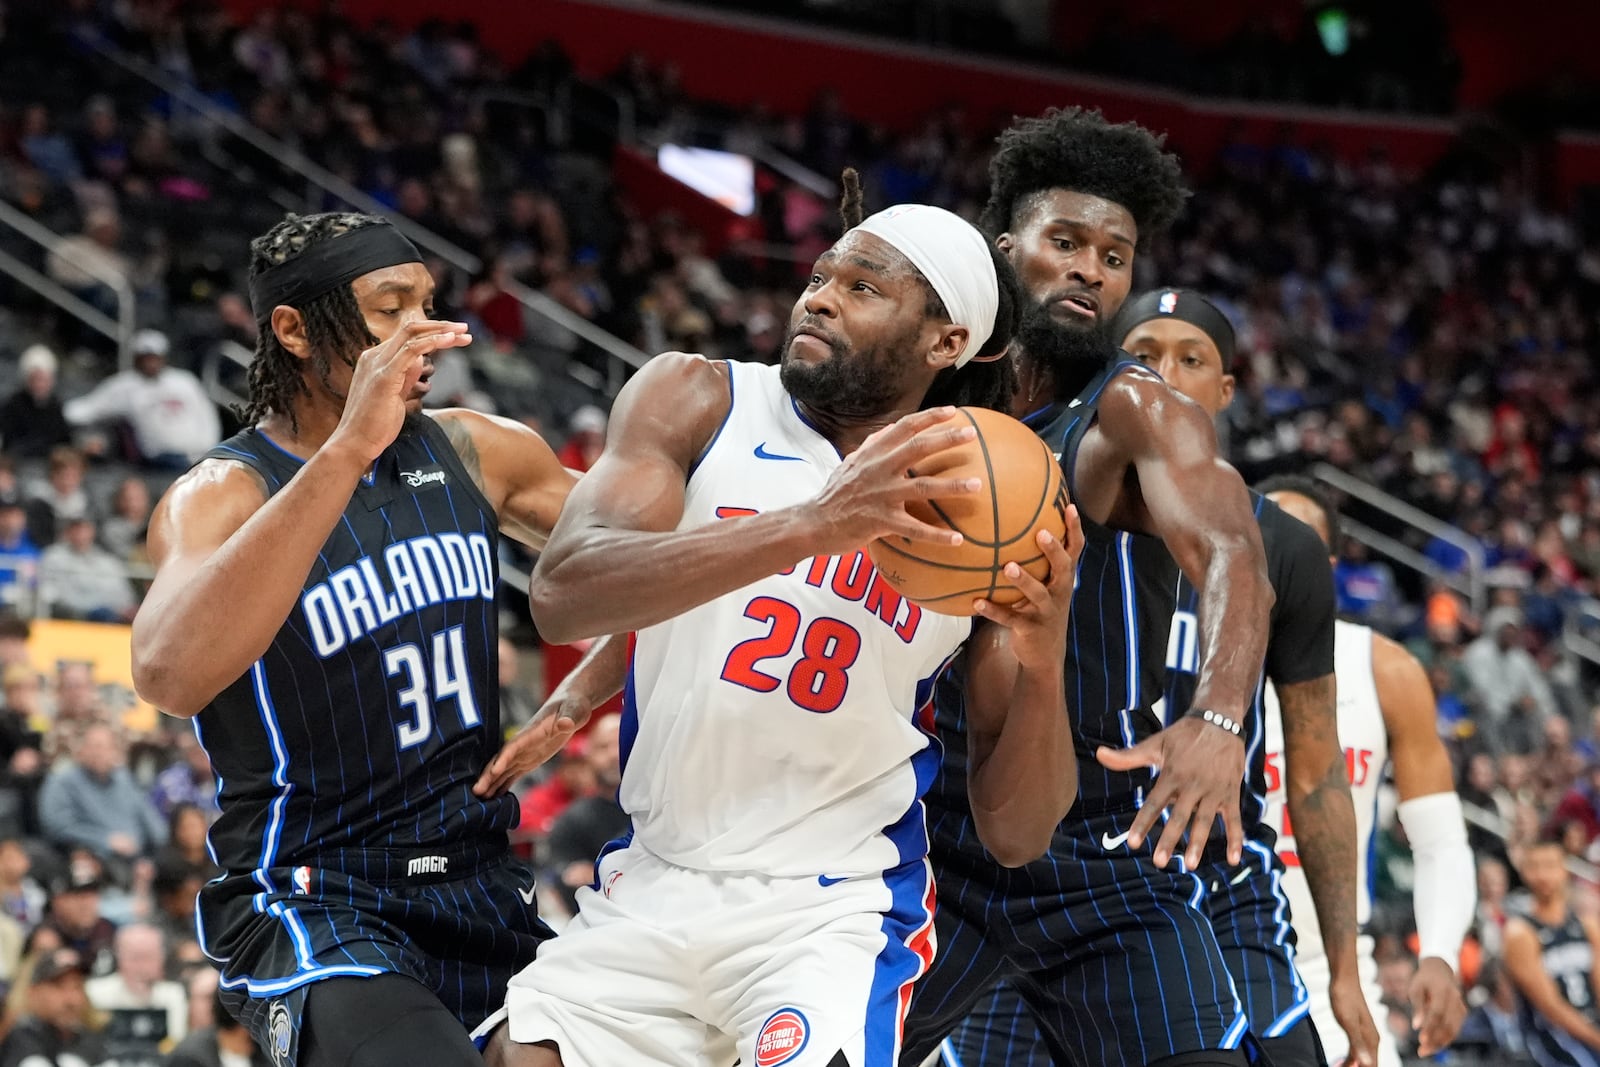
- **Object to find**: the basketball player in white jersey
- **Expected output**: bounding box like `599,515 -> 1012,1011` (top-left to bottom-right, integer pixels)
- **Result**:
1258,478 -> 1474,1067
480,201 -> 1085,1067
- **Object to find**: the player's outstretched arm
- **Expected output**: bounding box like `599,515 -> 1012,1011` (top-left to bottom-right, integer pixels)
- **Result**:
1375,633 -> 1472,1055
1503,917 -> 1600,1050
1090,375 -> 1271,867
962,513 -> 1083,866
529,354 -> 981,644
429,408 -> 577,551
133,321 -> 463,717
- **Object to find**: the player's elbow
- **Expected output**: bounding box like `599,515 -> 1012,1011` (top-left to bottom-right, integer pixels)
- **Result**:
131,624 -> 204,718
527,566 -> 588,645
131,657 -> 202,719
978,821 -> 1053,868
973,801 -> 1070,868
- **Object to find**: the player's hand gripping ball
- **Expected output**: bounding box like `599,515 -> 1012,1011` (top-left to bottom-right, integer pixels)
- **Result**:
867,407 -> 1071,616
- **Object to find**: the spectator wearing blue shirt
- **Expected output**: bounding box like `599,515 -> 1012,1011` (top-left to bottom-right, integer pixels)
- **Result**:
0,495 -> 40,615
1334,538 -> 1405,627
148,733 -> 218,819
38,725 -> 166,865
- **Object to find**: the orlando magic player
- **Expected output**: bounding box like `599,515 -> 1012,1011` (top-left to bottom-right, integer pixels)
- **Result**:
482,200 -> 1084,1067
1503,838 -> 1600,1067
1259,479 -> 1473,1067
903,110 -> 1276,1067
131,213 -> 574,1067
1115,291 -> 1373,1067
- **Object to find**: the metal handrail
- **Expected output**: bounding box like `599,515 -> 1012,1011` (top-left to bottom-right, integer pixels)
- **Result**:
0,199 -> 136,366
1563,598 -> 1600,670
199,339 -> 253,411
1312,463 -> 1487,614
80,33 -> 651,387
1462,797 -> 1600,884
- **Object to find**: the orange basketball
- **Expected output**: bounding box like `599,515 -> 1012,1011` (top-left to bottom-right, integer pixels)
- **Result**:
867,406 -> 1071,617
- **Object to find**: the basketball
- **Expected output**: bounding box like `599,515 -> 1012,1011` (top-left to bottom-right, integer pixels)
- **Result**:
867,407 -> 1071,616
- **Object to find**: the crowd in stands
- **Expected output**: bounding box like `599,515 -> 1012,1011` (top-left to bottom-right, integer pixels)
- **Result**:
0,0 -> 1592,1063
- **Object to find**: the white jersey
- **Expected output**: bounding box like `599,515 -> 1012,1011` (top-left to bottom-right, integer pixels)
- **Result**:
622,360 -> 972,879
1263,619 -> 1392,1059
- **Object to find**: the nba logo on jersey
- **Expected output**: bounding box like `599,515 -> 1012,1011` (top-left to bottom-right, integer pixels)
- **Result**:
755,1009 -> 810,1066
292,866 -> 311,895
1159,290 -> 1179,314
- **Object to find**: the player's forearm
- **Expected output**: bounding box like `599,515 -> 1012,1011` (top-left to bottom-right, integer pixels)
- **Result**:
1183,534 -> 1272,716
1543,997 -> 1600,1049
968,664 -> 1075,866
1401,793 -> 1475,969
1288,757 -> 1364,984
529,508 -> 821,643
133,444 -> 369,717
553,633 -> 628,710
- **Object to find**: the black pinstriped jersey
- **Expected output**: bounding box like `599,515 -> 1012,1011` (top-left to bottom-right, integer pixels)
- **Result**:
931,360 -> 1179,809
194,417 -> 514,875
1519,907 -> 1600,1067
1163,491 -> 1336,836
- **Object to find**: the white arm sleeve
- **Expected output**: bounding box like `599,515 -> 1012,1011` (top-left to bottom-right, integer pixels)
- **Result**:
1397,790 -> 1475,969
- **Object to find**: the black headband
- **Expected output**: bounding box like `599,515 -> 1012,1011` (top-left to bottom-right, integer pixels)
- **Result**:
1115,288 -> 1237,370
249,222 -> 423,325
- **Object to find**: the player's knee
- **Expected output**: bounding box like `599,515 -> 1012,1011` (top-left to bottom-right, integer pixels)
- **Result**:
481,1023 -> 565,1067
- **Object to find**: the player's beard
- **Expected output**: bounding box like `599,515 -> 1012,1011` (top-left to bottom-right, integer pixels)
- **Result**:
779,322 -> 914,420
1015,300 -> 1118,404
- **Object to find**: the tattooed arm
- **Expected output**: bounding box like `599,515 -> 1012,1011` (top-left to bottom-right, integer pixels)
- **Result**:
1280,673 -> 1377,1063
431,409 -> 577,550
1268,504 -> 1378,1065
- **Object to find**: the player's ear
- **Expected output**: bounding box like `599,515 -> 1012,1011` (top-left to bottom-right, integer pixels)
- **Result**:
270,307 -> 312,361
1220,372 -> 1236,409
995,233 -> 1014,258
929,323 -> 968,370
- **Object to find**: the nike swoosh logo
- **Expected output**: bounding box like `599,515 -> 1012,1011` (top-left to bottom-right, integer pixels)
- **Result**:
1100,830 -> 1131,851
517,885 -> 537,905
818,874 -> 847,887
1229,867 -> 1252,886
754,443 -> 806,462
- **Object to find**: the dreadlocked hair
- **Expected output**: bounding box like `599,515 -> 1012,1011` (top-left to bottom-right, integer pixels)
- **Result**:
837,166 -> 953,324
839,167 -> 866,230
241,212 -> 382,431
835,168 -> 1019,412
980,107 -> 1189,249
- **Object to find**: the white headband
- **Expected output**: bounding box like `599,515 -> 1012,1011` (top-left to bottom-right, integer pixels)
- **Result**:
854,204 -> 1000,367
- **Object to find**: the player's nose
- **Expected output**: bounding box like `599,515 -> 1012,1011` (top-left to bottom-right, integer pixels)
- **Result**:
803,280 -> 840,318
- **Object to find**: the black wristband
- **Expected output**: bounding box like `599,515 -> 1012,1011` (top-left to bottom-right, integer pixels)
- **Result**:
1188,708 -> 1243,737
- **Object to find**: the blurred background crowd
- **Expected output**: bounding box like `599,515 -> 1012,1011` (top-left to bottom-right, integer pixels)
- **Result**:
0,0 -> 1593,1062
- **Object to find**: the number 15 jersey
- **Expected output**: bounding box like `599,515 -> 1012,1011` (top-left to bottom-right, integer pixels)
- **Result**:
622,359 -> 971,879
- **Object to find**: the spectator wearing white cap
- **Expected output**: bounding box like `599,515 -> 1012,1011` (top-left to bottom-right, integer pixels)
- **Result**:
555,405 -> 607,474
62,329 -> 220,470
0,346 -> 70,459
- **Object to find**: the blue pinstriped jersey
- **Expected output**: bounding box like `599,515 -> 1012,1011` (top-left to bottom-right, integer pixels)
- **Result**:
930,361 -> 1179,809
195,417 -> 515,874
